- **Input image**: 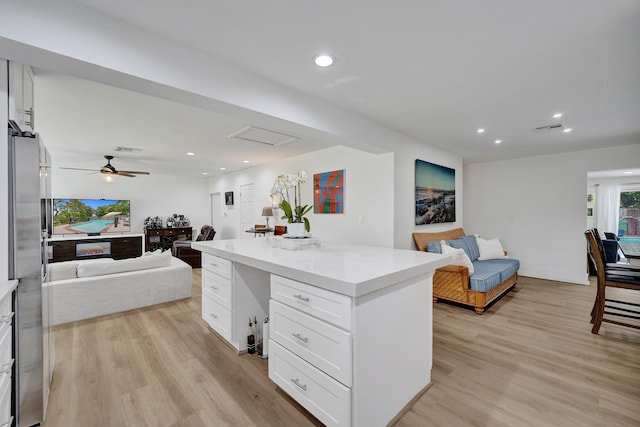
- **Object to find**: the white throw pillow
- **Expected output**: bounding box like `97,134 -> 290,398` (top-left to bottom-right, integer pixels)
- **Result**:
440,241 -> 475,275
142,249 -> 163,257
476,236 -> 507,260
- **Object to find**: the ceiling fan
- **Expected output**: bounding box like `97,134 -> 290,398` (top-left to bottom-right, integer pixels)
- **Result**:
61,155 -> 150,177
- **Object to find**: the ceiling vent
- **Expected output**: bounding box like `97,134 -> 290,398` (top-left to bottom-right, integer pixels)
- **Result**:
534,123 -> 565,133
228,126 -> 299,147
115,146 -> 142,153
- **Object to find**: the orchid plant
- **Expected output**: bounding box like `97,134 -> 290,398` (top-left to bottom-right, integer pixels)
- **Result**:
271,171 -> 312,232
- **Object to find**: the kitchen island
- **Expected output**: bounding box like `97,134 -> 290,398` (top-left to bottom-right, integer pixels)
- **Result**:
193,238 -> 449,427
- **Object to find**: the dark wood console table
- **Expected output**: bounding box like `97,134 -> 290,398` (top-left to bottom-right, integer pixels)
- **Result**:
48,234 -> 143,263
144,227 -> 193,251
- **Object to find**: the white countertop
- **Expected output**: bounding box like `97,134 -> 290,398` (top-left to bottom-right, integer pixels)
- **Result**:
193,238 -> 450,297
0,280 -> 18,301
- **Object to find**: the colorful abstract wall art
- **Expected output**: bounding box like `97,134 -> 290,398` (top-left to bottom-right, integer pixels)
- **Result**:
314,169 -> 344,214
415,160 -> 455,224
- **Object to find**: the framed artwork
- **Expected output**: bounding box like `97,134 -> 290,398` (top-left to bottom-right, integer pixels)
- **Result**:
415,159 -> 455,225
225,191 -> 234,206
314,169 -> 344,214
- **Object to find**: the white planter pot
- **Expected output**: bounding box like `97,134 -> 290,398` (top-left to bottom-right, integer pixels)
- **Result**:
287,222 -> 306,237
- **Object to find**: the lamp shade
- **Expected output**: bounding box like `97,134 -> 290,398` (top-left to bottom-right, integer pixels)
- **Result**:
261,206 -> 273,217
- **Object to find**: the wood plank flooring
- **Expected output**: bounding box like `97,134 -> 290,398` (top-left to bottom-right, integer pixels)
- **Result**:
43,273 -> 640,427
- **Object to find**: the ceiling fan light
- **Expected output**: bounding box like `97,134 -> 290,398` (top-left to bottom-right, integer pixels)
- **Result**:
101,173 -> 117,183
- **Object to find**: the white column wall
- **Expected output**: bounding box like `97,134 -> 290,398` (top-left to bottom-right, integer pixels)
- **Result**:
464,143 -> 640,285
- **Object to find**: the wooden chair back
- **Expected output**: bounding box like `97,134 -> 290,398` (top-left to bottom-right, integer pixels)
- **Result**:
585,229 -> 640,333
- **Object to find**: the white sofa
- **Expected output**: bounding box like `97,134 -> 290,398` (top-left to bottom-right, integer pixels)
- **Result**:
47,250 -> 192,326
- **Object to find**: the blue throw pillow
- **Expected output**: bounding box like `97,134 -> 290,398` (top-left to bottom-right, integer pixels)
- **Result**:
426,235 -> 480,262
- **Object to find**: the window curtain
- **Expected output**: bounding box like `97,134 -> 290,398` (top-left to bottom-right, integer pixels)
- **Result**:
595,184 -> 621,236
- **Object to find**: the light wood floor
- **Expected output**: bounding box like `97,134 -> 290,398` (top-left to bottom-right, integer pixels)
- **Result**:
43,272 -> 640,427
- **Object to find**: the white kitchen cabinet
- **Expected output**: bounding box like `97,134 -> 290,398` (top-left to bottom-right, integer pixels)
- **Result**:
8,61 -> 34,131
201,253 -> 269,352
194,238 -> 449,426
0,281 -> 17,427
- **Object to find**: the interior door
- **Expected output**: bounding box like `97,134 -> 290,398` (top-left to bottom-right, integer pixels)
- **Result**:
240,184 -> 254,237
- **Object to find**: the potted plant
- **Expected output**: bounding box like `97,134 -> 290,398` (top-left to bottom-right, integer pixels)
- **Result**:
271,171 -> 312,236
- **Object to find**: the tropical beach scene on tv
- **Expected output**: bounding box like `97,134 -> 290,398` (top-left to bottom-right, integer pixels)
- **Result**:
53,198 -> 131,235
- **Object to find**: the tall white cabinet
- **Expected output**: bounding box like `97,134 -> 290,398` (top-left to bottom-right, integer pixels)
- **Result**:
8,61 -> 35,132
0,281 -> 18,427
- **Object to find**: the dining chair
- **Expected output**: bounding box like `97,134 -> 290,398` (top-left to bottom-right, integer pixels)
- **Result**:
585,229 -> 640,334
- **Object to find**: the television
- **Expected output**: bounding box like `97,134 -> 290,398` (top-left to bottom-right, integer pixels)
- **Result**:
53,198 -> 131,235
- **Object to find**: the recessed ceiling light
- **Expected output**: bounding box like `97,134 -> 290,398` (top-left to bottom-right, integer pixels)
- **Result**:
494,139 -> 502,144
624,171 -> 633,175
242,160 -> 250,163
563,128 -> 572,133
202,172 -> 208,175
553,113 -> 563,119
220,167 -> 226,171
187,152 -> 195,156
313,54 -> 335,67
477,128 -> 485,133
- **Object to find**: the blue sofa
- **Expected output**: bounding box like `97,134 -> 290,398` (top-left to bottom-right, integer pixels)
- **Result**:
412,228 -> 519,314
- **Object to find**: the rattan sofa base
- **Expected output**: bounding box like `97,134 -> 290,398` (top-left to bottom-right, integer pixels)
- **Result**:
413,228 -> 518,315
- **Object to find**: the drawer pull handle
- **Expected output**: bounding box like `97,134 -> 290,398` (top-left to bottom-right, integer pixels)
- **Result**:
210,313 -> 219,319
0,416 -> 14,427
0,312 -> 14,323
291,333 -> 309,343
293,294 -> 310,303
209,285 -> 219,290
291,378 -> 307,391
209,262 -> 218,267
0,359 -> 14,374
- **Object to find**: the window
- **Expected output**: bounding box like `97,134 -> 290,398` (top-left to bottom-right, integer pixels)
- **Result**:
619,191 -> 640,237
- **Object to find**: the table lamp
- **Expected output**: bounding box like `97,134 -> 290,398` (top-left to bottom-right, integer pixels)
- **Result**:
262,206 -> 273,228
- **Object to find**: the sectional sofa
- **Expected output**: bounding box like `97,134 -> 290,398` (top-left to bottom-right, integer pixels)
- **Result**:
47,250 -> 192,325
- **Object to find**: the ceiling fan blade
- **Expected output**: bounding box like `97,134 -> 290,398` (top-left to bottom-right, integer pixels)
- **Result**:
60,167 -> 100,172
116,172 -> 137,177
117,170 -> 150,175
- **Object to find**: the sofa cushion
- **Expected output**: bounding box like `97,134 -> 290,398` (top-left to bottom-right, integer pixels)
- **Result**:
441,243 -> 475,275
48,258 -> 114,282
476,236 -> 507,260
469,258 -> 520,292
476,259 -> 520,282
77,251 -> 172,278
468,263 -> 503,292
428,235 -> 480,262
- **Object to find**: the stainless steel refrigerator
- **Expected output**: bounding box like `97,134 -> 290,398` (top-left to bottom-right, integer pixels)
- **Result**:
7,128 -> 54,427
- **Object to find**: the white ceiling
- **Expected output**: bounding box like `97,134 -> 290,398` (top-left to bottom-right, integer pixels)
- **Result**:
10,0 -> 640,178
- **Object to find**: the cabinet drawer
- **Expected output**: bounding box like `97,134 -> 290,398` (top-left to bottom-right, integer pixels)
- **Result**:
146,229 -> 163,237
271,275 -> 352,330
0,371 -> 11,427
270,300 -> 351,386
202,270 -> 232,308
202,295 -> 232,342
0,295 -> 11,319
0,325 -> 12,368
202,254 -> 232,279
269,341 -> 350,427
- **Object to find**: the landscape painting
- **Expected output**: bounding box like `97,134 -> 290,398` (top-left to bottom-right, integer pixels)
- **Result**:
314,169 -> 344,214
415,159 -> 455,225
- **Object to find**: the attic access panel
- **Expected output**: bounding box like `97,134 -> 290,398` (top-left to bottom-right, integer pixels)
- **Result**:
228,126 -> 299,146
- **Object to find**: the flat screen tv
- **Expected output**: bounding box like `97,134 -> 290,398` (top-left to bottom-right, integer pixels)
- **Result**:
53,198 -> 131,235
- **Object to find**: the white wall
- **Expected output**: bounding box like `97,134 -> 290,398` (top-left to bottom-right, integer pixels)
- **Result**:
209,146 -> 395,248
52,169 -> 211,236
464,143 -> 640,285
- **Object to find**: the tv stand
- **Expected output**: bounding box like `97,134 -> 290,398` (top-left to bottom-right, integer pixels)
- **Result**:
48,233 -> 143,263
